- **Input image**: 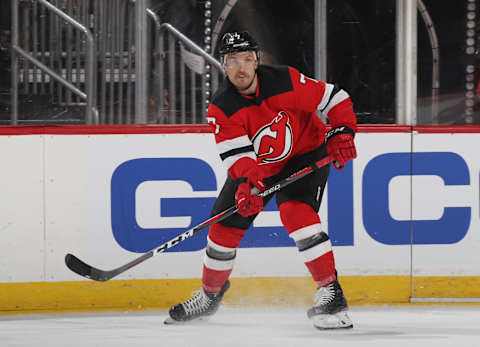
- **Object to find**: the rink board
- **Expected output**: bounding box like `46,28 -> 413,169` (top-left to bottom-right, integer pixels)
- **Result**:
0,125 -> 479,313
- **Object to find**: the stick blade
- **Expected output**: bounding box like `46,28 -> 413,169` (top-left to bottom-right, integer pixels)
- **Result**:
65,253 -> 110,282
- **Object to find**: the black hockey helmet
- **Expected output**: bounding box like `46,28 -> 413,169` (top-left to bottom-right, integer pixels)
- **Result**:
218,31 -> 259,58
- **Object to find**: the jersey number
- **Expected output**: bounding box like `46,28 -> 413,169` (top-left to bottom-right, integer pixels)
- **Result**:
206,116 -> 220,134
300,73 -> 318,85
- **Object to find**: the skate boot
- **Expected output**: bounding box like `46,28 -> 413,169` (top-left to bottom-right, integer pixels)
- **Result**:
164,280 -> 230,324
307,280 -> 353,330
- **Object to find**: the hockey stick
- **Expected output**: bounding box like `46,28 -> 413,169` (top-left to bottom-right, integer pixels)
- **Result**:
65,155 -> 332,282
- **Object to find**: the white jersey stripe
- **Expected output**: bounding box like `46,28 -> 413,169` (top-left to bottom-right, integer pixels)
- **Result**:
217,135 -> 253,154
317,83 -> 334,111
322,89 -> 350,117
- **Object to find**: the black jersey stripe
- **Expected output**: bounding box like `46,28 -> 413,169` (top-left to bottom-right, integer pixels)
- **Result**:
220,145 -> 255,161
319,84 -> 342,113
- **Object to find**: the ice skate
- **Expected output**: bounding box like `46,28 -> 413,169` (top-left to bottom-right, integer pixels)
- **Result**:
164,280 -> 230,324
307,280 -> 353,330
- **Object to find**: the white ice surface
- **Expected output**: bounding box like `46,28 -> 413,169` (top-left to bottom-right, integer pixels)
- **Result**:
1,306 -> 479,347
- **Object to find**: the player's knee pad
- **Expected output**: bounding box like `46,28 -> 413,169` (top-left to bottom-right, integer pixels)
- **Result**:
289,226 -> 335,288
208,223 -> 246,249
203,235 -> 236,293
279,200 -> 320,234
205,235 -> 237,263
291,228 -> 331,252
203,237 -> 237,272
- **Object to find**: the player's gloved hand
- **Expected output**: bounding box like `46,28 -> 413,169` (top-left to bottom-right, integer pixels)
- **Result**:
235,181 -> 264,217
235,167 -> 265,217
243,166 -> 265,192
326,126 -> 357,170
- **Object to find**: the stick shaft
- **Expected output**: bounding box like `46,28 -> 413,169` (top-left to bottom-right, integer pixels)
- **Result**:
65,156 -> 332,281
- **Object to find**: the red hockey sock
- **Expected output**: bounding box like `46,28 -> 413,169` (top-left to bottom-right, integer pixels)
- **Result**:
304,251 -> 337,288
202,224 -> 246,293
202,265 -> 232,294
279,200 -> 336,288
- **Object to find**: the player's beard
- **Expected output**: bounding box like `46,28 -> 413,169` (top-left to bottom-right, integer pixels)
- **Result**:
234,71 -> 256,93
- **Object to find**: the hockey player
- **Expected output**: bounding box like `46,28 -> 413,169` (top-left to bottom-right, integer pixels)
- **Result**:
166,31 -> 357,329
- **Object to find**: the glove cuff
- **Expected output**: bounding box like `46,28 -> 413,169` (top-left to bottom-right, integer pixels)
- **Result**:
325,126 -> 355,141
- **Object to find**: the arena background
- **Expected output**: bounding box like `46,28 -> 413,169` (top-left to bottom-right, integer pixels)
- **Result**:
1,0 -> 480,314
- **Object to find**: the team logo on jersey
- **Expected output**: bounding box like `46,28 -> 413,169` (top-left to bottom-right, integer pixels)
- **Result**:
252,111 -> 293,164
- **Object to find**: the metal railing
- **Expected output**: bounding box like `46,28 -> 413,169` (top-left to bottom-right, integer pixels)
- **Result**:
9,1 -> 224,126
156,23 -> 224,124
10,0 -> 136,125
95,0 -> 136,124
11,0 -> 98,125
418,0 -> 440,124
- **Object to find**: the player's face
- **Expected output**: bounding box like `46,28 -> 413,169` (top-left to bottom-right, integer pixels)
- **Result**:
223,51 -> 258,93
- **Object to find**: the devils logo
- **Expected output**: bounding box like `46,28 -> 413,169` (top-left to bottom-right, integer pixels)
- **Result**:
252,111 -> 293,165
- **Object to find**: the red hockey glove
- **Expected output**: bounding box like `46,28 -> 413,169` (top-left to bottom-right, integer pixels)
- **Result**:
229,157 -> 266,191
235,181 -> 264,217
243,166 -> 265,192
326,126 -> 357,170
234,166 -> 265,217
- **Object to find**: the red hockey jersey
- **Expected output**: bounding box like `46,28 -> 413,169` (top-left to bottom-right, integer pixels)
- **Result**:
206,64 -> 357,180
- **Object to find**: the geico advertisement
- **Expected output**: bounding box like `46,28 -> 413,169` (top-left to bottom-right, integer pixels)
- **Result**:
109,136 -> 476,249
58,131 -> 478,280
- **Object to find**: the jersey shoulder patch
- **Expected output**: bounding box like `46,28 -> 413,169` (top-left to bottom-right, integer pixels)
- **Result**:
210,65 -> 294,118
210,80 -> 253,118
256,64 -> 293,102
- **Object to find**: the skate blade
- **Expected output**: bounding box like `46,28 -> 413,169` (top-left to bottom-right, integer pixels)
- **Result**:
164,316 -> 211,325
310,311 -> 353,330
164,317 -> 181,325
